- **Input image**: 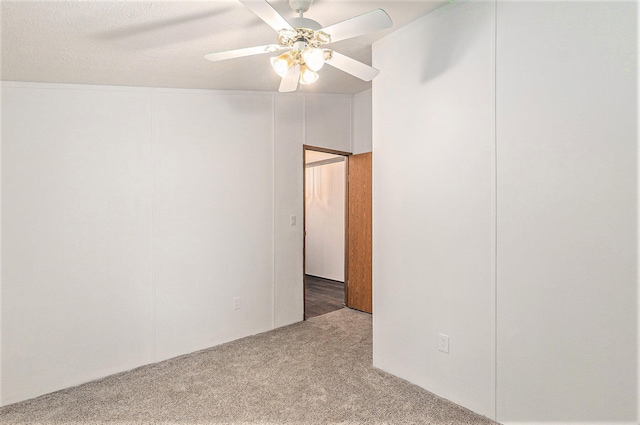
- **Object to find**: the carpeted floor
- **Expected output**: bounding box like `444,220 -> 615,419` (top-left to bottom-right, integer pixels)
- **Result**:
0,308 -> 497,424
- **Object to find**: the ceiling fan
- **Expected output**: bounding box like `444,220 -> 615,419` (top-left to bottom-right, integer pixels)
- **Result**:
204,0 -> 393,92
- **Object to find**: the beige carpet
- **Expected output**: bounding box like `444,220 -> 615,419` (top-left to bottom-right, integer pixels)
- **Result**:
0,308 -> 497,424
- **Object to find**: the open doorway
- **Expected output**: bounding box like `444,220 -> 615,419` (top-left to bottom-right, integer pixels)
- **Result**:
303,146 -> 349,319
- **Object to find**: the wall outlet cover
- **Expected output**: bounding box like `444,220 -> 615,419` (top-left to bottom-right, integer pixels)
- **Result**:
438,334 -> 449,353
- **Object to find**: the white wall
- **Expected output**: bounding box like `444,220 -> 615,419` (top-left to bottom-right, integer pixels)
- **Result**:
352,89 -> 372,154
152,91 -> 274,361
1,83 -> 352,405
495,2 -> 637,423
2,86 -> 156,405
304,94 -> 352,152
373,0 -> 638,423
305,160 -> 345,281
273,95 -> 305,329
373,1 -> 496,418
0,85 -> 3,405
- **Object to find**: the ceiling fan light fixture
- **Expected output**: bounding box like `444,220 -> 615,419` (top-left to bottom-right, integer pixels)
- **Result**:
302,47 -> 325,72
270,52 -> 294,78
205,0 -> 393,92
299,65 -> 319,85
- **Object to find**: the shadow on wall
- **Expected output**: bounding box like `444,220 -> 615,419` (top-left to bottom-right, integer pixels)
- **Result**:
419,1 -> 488,84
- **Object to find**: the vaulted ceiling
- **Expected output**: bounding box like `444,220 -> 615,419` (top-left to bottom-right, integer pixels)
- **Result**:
1,1 -> 446,94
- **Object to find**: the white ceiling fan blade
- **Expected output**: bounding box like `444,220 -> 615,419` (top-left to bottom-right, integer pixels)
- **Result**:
239,0 -> 294,32
279,64 -> 301,92
321,9 -> 392,44
326,51 -> 380,81
204,44 -> 281,62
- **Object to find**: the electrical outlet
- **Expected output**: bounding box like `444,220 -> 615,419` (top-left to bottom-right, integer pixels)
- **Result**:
290,215 -> 297,226
233,297 -> 241,310
438,334 -> 449,354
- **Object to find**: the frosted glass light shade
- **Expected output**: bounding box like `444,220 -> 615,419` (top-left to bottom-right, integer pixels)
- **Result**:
302,47 -> 325,72
270,52 -> 294,77
300,66 -> 319,85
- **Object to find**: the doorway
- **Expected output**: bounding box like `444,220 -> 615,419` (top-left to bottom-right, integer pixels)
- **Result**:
303,146 -> 373,320
303,147 -> 348,319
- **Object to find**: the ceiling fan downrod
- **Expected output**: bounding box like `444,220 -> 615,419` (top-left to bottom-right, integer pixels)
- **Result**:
286,0 -> 323,33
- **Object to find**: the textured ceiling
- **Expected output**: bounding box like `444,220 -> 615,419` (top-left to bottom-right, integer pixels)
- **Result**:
1,0 -> 446,94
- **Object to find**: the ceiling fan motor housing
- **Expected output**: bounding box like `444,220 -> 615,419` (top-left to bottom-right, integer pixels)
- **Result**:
288,16 -> 322,31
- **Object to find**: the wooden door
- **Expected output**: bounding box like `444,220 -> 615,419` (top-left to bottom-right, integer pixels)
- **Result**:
346,152 -> 372,313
